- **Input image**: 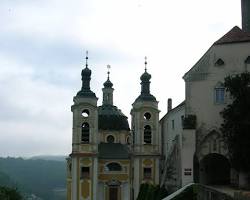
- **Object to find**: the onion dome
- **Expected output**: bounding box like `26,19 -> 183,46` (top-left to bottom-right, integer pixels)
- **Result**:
135,57 -> 156,102
76,51 -> 96,98
140,70 -> 151,82
104,78 -> 113,88
81,66 -> 91,77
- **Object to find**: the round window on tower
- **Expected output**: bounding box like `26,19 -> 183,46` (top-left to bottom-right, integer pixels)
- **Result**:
144,112 -> 151,120
107,135 -> 115,143
82,109 -> 89,118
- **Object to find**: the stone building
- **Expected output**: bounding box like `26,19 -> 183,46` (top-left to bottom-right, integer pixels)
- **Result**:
66,58 -> 161,200
160,0 -> 250,192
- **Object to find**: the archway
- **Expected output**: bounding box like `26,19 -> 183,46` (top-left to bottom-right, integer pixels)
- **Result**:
199,153 -> 230,185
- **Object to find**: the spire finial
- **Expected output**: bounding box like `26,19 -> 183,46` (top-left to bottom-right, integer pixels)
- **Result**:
144,56 -> 147,72
85,51 -> 88,68
107,64 -> 111,79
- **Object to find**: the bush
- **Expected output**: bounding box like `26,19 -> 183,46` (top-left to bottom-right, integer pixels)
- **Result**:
172,185 -> 197,200
136,183 -> 168,200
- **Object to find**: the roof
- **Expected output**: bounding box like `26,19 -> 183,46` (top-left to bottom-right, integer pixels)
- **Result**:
184,26 -> 250,80
135,93 -> 157,102
98,105 -> 130,131
214,26 -> 250,45
98,143 -> 130,159
160,101 -> 185,122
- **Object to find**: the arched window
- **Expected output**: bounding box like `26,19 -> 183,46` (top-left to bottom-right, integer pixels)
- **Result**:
144,112 -> 151,120
144,125 -> 152,144
106,162 -> 122,171
81,122 -> 90,143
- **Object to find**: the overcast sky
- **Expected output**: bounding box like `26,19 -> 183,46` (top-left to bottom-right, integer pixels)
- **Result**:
0,0 -> 241,157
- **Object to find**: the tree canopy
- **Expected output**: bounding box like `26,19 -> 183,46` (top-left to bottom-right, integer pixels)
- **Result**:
0,186 -> 22,200
220,72 -> 250,171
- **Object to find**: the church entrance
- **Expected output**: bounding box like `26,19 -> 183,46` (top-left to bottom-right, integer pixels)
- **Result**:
107,180 -> 121,200
199,153 -> 230,185
109,187 -> 118,200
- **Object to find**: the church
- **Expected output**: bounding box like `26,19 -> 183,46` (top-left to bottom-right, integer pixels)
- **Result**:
66,0 -> 250,199
66,57 -> 161,200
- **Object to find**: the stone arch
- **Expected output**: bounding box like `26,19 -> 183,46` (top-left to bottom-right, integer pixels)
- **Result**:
197,129 -> 228,161
199,153 -> 230,185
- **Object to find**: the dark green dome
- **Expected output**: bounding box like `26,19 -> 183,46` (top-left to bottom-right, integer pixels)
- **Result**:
135,93 -> 156,102
103,78 -> 113,88
81,66 -> 91,76
140,71 -> 151,81
98,105 -> 130,131
76,66 -> 96,98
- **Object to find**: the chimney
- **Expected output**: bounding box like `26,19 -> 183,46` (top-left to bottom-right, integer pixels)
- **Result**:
167,98 -> 172,112
242,0 -> 250,32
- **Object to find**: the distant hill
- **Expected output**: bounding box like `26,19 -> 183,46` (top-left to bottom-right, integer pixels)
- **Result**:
0,157 -> 66,200
29,155 -> 67,162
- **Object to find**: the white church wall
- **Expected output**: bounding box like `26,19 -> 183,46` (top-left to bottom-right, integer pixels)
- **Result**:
186,42 -> 250,131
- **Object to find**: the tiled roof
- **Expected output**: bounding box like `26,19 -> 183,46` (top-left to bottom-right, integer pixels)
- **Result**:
98,105 -> 130,131
98,143 -> 130,159
214,26 -> 250,45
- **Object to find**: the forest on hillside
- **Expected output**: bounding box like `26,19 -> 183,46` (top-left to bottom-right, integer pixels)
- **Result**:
0,157 -> 66,200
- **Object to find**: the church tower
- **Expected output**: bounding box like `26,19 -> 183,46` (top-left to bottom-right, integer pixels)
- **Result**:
67,52 -> 99,200
131,58 -> 161,199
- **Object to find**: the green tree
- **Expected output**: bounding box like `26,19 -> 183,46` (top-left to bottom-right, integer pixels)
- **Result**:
136,183 -> 168,200
0,186 -> 22,200
220,72 -> 250,172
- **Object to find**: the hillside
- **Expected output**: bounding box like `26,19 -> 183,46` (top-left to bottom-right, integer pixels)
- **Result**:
0,157 -> 67,200
29,155 -> 67,162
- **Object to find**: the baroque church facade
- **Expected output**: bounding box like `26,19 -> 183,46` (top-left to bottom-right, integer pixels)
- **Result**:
67,0 -> 250,199
66,57 -> 161,200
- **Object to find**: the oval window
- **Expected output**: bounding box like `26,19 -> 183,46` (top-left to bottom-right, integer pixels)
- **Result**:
82,109 -> 89,117
107,135 -> 115,143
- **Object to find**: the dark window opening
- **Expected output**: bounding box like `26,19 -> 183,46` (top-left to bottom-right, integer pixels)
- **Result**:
144,125 -> 152,144
81,122 -> 90,143
172,120 -> 175,130
107,135 -> 115,143
215,58 -> 225,66
81,167 -> 90,179
143,168 -> 152,179
144,112 -> 151,120
106,162 -> 122,171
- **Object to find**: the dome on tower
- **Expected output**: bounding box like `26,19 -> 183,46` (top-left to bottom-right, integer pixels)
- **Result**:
81,66 -> 91,76
134,58 -> 157,103
103,78 -> 113,88
140,71 -> 151,81
76,52 -> 97,98
98,105 -> 130,131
